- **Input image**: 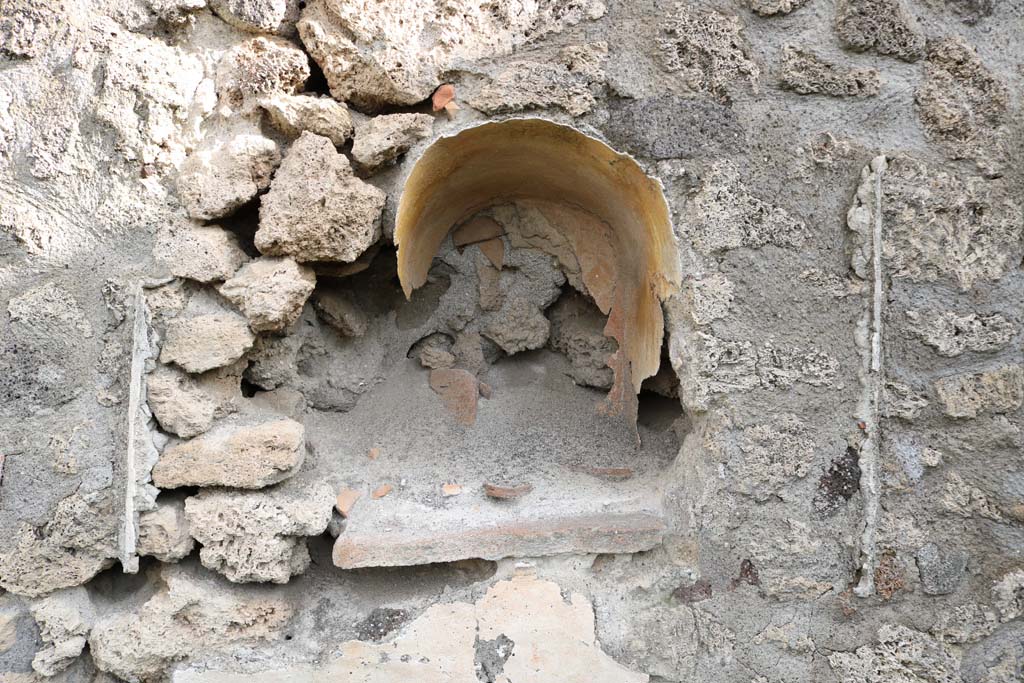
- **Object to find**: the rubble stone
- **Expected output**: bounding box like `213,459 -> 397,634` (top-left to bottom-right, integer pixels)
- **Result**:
215,36 -> 309,112
29,587 -> 95,677
296,0 -> 605,109
916,543 -> 968,595
835,0 -> 926,61
259,93 -> 354,146
219,257 -> 316,333
351,113 -> 433,172
137,496 -> 195,562
153,417 -> 305,489
483,296 -> 551,355
684,272 -> 735,325
256,131 -> 386,262
725,415 -> 816,501
779,45 -> 880,97
184,480 -> 334,583
176,129 -> 280,220
934,365 -> 1024,419
915,37 -> 1008,146
465,59 -> 599,117
748,0 -> 807,15
658,6 -> 760,101
147,362 -> 241,438
828,624 -> 961,682
159,312 -> 256,374
548,291 -> 615,389
89,564 -> 292,681
993,568 -> 1024,622
907,309 -> 1016,357
154,222 -> 250,283
312,289 -> 368,337
210,0 -> 300,36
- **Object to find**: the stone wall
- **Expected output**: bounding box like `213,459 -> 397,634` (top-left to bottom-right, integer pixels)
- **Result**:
1,0 -> 1022,681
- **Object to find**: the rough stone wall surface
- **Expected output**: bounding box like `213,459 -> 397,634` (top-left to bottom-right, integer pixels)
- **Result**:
0,0 -> 1021,682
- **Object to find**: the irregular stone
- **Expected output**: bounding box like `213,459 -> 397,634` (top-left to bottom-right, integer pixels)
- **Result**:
915,37 -> 1008,146
604,96 -> 744,160
916,543 -> 968,595
172,572 -> 646,682
256,131 -> 386,262
137,495 -> 195,562
153,417 -> 305,489
210,0 -> 300,36
351,113 -> 433,173
748,0 -> 808,15
851,155 -> 1023,290
684,272 -> 734,325
296,0 -> 605,109
828,624 -> 961,681
244,329 -> 304,389
154,222 -> 250,283
0,494 -> 117,598
465,58 -> 599,117
942,472 -> 1004,522
312,289 -> 368,337
147,362 -> 241,438
29,587 -> 95,677
548,290 -> 616,390
658,7 -> 760,101
176,129 -> 280,220
835,0 -> 926,61
813,447 -> 861,516
259,93 -> 354,146
215,36 -> 309,112
89,564 -> 292,681
685,161 -> 807,253
906,309 -> 1015,357
669,327 -> 759,412
724,415 -> 815,502
483,296 -> 551,355
757,341 -> 839,388
159,312 -> 256,374
779,45 -> 880,97
934,365 -> 1024,418
993,568 -> 1024,622
219,257 -> 316,333
429,368 -> 479,426
882,380 -> 928,420
184,480 -> 333,583
150,0 -> 208,25
410,333 -> 455,369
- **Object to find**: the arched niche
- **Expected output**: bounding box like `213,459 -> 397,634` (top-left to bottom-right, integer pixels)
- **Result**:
395,118 -> 681,428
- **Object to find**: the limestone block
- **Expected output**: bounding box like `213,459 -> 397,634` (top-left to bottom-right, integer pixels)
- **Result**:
658,7 -> 759,101
147,362 -> 242,438
482,296 -> 550,355
779,45 -> 880,97
906,309 -> 1015,357
176,129 -> 280,220
219,256 -> 316,333
828,624 -> 960,681
256,132 -> 386,262
215,36 -> 309,112
210,0 -> 300,36
159,312 -> 256,374
351,113 -> 433,173
916,543 -> 968,595
184,480 -> 333,583
29,587 -> 95,677
548,290 -> 616,389
312,289 -> 368,337
835,0 -> 925,61
152,417 -> 305,489
723,415 -> 815,502
137,496 -> 195,562
934,365 -> 1024,418
154,223 -> 250,283
89,564 -> 292,681
259,93 -> 353,146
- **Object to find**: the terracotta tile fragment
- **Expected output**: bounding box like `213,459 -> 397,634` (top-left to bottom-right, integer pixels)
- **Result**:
429,368 -> 479,426
452,216 -> 504,248
441,483 -> 463,496
372,484 -> 393,499
583,466 -> 634,481
483,482 -> 533,500
432,84 -> 455,111
477,238 -> 505,269
335,488 -> 362,517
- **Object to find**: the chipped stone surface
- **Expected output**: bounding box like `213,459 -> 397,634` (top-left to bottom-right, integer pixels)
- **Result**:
779,45 -> 880,97
89,564 -> 293,681
159,312 -> 256,374
184,480 -> 333,583
154,222 -> 251,283
256,131 -> 386,262
29,587 -> 95,677
907,309 -> 1016,357
137,495 -> 195,562
835,0 -> 926,61
147,362 -> 242,438
215,36 -> 309,112
259,93 -> 354,146
351,113 -> 433,173
828,624 -> 961,682
548,290 -> 616,389
153,417 -> 306,489
219,256 -> 316,332
934,365 -> 1024,419
658,6 -> 759,101
210,0 -> 300,36
296,0 -> 606,109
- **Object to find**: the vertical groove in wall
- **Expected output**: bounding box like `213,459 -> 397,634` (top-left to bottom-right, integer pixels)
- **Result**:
854,155 -> 887,598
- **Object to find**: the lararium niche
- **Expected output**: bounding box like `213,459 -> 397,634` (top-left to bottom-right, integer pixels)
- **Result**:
319,118 -> 684,569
